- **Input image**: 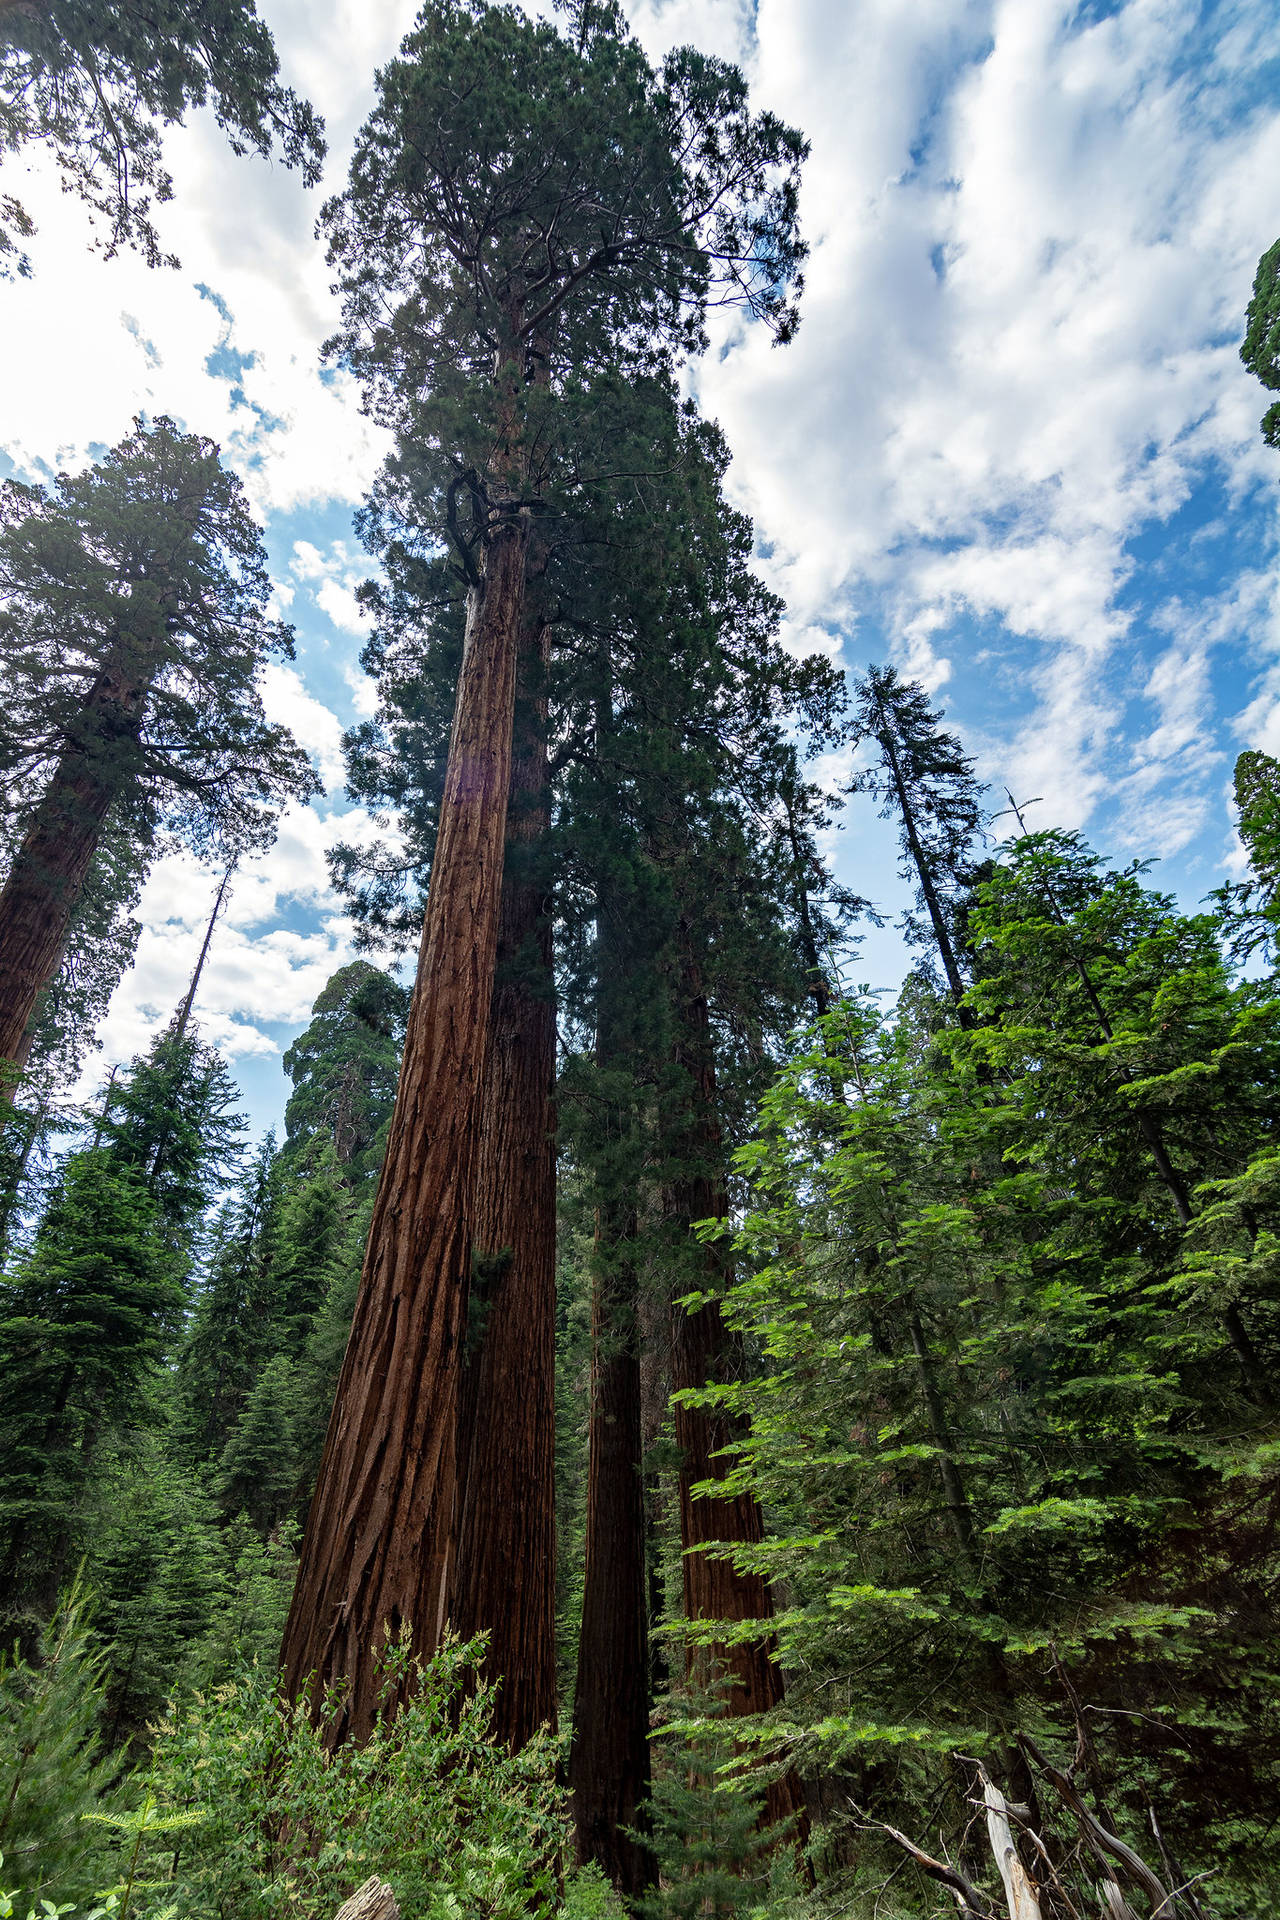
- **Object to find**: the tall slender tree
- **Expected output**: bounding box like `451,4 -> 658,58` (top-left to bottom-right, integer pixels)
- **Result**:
847,666 -> 985,1017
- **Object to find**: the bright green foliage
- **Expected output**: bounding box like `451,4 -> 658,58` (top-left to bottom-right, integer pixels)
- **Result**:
688,830 -> 1280,1911
0,0 -> 323,273
960,829 -> 1279,1223
137,1634 -> 568,1920
0,1587 -> 116,1910
0,417 -> 318,867
0,1150 -> 179,1621
1242,236 -> 1280,449
281,962 -> 408,1182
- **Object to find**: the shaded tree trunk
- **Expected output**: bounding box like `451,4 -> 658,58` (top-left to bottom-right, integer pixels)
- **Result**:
280,517 -> 527,1741
666,946 -> 805,1833
570,1190 -> 655,1894
570,848 -> 655,1891
452,608 -> 558,1747
0,654 -> 147,1078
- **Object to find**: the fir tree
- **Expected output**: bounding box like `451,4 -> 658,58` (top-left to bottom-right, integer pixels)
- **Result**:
846,664 -> 986,1016
0,1585 -> 115,1909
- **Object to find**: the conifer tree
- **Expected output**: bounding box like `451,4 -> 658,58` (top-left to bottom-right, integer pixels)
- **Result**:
0,1585 -> 114,1908
282,0 -> 808,1745
0,0 -> 323,273
847,665 -> 985,1016
216,1353 -> 298,1537
0,418 -> 317,1083
1242,235 -> 1280,450
175,1137 -> 279,1465
280,961 -> 408,1182
0,1146 -> 177,1623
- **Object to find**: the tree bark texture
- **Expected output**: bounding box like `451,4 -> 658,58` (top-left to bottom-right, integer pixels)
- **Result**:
570,1193 -> 655,1895
452,611 -> 558,1747
666,954 -> 805,1833
0,654 -> 146,1078
279,520 -> 527,1741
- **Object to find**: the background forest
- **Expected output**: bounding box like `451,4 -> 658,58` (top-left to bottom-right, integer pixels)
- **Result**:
2,5 -> 1280,1920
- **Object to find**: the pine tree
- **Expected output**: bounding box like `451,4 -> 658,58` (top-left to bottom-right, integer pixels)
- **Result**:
0,418 -> 317,1084
0,0 -> 323,273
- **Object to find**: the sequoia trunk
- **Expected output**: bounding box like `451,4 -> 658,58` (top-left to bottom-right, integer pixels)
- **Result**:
279,519 -> 527,1740
0,657 -> 147,1078
452,610 -> 558,1745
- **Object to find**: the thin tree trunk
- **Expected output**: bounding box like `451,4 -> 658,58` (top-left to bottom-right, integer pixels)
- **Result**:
570,842 -> 655,1892
0,658 -> 146,1077
875,706 -> 972,1022
452,609 -> 558,1747
280,518 -> 527,1741
571,1189 -> 655,1895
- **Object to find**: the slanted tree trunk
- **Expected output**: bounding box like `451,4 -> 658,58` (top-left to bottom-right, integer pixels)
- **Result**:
452,608 -> 558,1747
666,944 -> 805,1833
280,516 -> 527,1741
873,700 -> 972,1023
0,653 -> 147,1078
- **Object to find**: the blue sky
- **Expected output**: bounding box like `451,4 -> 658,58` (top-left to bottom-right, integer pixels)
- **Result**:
2,0 -> 1279,1135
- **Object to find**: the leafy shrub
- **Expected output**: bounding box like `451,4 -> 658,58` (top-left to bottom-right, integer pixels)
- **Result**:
132,1631 -> 568,1920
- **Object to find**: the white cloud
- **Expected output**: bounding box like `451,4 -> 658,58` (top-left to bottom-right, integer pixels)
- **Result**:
259,662 -> 348,790
289,538 -> 373,637
77,798 -> 397,1088
688,0 -> 1280,829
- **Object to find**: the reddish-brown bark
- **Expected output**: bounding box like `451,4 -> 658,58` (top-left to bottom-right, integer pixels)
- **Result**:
279,519 -> 527,1740
0,654 -> 147,1079
452,611 -> 558,1747
570,1196 -> 655,1895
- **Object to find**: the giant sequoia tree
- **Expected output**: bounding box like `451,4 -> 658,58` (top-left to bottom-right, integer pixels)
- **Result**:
281,0 -> 807,1744
0,418 -> 316,1083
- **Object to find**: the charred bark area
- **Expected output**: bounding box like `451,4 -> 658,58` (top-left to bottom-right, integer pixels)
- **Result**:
452,611 -> 558,1747
570,1196 -> 655,1895
279,520 -> 527,1741
0,659 -> 146,1077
